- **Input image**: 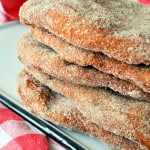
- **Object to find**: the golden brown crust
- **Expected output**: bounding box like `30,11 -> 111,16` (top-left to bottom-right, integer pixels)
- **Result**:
17,33 -> 150,101
19,0 -> 150,65
18,70 -> 143,150
24,67 -> 150,149
30,27 -> 150,93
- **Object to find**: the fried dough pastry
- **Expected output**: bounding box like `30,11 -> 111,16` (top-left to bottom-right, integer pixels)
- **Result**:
24,67 -> 150,149
19,0 -> 150,65
30,27 -> 150,93
18,70 -> 144,150
17,33 -> 150,101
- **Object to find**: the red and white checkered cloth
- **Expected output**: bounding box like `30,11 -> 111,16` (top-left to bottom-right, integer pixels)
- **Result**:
0,103 -> 49,150
0,103 -> 65,150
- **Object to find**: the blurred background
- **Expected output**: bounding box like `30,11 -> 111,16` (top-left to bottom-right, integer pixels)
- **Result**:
0,0 -> 26,24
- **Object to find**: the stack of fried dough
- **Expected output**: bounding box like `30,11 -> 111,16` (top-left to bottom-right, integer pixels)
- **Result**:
17,0 -> 150,149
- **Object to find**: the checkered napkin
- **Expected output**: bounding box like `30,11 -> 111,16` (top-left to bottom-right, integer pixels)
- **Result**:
0,103 -> 66,150
0,103 -> 49,150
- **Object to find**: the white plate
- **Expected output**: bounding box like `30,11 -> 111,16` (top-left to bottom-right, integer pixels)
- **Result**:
0,22 -> 112,150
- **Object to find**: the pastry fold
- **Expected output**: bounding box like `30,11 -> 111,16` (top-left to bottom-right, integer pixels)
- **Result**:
17,33 -> 150,101
19,0 -> 150,65
18,69 -> 145,150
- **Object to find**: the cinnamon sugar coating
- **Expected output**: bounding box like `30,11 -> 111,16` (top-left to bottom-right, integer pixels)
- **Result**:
17,33 -> 150,101
19,68 -> 150,149
18,70 -> 146,150
24,67 -> 150,149
19,0 -> 150,65
30,27 -> 150,93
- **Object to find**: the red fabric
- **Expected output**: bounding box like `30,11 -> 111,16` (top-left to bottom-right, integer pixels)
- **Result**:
0,104 -> 49,150
1,134 -> 48,150
0,108 -> 23,123
0,103 -> 66,150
